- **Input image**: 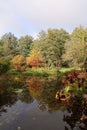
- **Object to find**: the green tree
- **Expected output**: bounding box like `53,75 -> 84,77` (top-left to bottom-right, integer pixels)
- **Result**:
1,32 -> 18,59
18,35 -> 33,56
62,40 -> 86,67
62,26 -> 87,68
0,58 -> 10,74
37,30 -> 47,40
0,40 -> 4,57
41,29 -> 70,67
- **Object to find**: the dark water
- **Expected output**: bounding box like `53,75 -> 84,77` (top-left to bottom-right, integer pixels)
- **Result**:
0,75 -> 87,130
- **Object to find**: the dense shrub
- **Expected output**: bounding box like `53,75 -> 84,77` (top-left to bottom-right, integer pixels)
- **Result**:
0,59 -> 10,74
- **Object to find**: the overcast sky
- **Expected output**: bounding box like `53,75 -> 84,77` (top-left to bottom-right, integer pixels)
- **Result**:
0,0 -> 87,38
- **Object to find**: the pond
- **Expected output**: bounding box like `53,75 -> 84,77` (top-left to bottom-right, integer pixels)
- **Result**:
0,75 -> 87,130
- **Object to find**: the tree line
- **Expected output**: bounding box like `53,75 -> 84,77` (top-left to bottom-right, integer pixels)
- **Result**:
0,25 -> 87,71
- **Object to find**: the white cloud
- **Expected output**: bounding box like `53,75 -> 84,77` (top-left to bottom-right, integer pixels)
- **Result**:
0,0 -> 87,37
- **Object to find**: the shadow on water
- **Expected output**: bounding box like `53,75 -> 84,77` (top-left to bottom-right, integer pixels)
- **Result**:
0,75 -> 87,130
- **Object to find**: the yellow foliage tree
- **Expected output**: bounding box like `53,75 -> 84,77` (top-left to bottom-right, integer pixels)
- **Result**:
12,55 -> 26,71
26,49 -> 44,67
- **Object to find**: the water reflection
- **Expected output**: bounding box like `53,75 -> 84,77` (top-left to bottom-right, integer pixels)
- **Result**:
19,87 -> 33,103
0,75 -> 33,116
0,75 -> 87,130
26,77 -> 46,99
63,96 -> 87,130
26,76 -> 65,112
0,75 -> 65,114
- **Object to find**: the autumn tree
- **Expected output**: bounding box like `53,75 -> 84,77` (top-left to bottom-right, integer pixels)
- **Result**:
12,55 -> 26,71
26,49 -> 44,67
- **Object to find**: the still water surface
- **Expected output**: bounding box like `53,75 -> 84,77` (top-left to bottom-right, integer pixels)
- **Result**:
0,75 -> 86,130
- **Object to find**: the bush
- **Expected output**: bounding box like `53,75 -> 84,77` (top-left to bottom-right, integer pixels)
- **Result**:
0,59 -> 10,74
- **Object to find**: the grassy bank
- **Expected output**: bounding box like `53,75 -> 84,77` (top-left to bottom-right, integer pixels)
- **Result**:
7,67 -> 78,77
7,68 -> 58,77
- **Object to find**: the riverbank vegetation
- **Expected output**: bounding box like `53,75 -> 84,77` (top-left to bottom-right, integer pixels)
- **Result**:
0,25 -> 86,75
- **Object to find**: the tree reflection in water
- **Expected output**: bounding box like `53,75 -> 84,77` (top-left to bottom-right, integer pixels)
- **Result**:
0,75 -> 64,115
19,87 -> 33,103
26,76 -> 66,112
0,75 -> 33,115
26,77 -> 46,100
0,75 -> 87,130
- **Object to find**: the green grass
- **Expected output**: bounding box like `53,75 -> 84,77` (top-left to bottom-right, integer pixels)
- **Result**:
22,67 -> 56,76
23,67 -> 57,77
7,67 -> 79,77
7,67 -> 58,77
22,71 -> 50,77
7,69 -> 19,75
59,67 -> 75,73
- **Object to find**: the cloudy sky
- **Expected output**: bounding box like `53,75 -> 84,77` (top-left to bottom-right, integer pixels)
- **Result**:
0,0 -> 87,38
